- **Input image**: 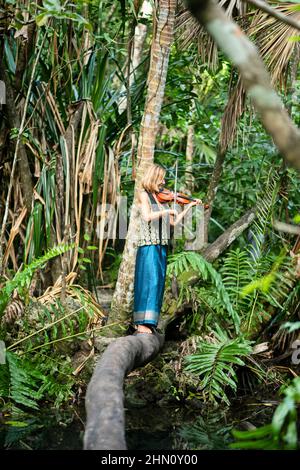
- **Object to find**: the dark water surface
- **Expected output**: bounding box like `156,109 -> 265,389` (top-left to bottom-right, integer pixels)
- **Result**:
0,396 -> 275,450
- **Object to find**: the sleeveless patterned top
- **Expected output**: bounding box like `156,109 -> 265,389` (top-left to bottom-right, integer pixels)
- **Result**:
136,190 -> 170,247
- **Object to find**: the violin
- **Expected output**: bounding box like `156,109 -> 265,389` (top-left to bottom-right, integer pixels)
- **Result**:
156,188 -> 209,209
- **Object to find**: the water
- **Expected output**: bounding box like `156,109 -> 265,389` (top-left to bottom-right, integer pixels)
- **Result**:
0,398 -> 275,450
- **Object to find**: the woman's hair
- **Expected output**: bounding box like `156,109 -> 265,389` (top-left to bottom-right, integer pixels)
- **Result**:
141,163 -> 166,193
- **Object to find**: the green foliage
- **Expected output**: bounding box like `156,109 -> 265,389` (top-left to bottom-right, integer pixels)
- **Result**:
230,377 -> 300,449
184,326 -> 253,405
167,251 -> 240,332
0,244 -> 74,317
178,414 -> 232,450
220,170 -> 296,334
220,248 -> 252,314
220,245 -> 294,334
35,0 -> 92,29
0,352 -> 43,410
0,350 -> 77,411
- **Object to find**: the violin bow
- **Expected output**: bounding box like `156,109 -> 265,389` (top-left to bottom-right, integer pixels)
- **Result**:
173,158 -> 178,214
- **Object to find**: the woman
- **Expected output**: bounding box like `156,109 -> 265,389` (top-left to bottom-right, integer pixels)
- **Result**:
133,163 -> 201,334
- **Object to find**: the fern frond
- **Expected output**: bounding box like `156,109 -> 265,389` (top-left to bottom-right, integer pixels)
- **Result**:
167,251 -> 240,332
220,248 -> 253,314
179,414 -> 231,450
1,352 -> 44,410
184,326 -> 252,405
0,243 -> 75,317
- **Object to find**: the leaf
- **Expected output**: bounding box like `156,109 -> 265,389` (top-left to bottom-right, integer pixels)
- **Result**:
35,13 -> 50,26
43,0 -> 62,10
184,326 -> 252,404
293,214 -> 300,224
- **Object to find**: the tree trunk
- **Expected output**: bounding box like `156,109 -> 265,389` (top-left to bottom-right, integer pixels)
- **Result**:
109,0 -> 177,335
84,332 -> 165,450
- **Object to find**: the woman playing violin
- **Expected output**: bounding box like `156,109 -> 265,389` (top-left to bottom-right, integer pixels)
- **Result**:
133,163 -> 202,335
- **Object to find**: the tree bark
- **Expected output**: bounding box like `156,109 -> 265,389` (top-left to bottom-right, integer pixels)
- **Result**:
109,0 -> 177,335
84,331 -> 165,450
186,0 -> 300,171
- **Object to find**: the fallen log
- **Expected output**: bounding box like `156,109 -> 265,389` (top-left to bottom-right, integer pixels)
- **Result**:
84,331 -> 165,450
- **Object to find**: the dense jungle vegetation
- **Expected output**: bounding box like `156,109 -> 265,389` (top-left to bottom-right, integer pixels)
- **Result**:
0,0 -> 300,450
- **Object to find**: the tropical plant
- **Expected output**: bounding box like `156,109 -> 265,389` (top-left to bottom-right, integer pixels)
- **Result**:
184,325 -> 253,405
0,244 -> 74,317
0,351 -> 44,410
167,251 -> 240,332
178,413 -> 232,450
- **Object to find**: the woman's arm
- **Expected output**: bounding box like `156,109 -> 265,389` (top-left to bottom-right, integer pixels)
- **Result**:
170,200 -> 201,227
139,191 -> 177,222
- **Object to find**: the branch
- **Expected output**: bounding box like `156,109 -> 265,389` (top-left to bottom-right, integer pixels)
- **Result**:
202,207 -> 257,262
186,0 -> 300,171
243,0 -> 300,31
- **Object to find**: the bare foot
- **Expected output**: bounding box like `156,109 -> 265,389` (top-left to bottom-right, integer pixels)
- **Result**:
137,325 -> 153,334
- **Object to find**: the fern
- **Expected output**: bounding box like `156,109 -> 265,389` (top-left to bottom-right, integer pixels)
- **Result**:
251,170 -> 280,254
184,325 -> 252,405
167,251 -> 240,332
0,350 -> 77,411
220,171 -> 296,334
0,352 -> 44,410
0,243 -> 74,317
179,414 -> 232,450
220,248 -> 253,314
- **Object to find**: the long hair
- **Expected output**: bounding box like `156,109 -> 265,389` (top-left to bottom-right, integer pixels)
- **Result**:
141,164 -> 166,193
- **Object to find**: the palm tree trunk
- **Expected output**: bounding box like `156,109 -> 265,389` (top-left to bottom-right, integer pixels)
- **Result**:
108,0 -> 177,335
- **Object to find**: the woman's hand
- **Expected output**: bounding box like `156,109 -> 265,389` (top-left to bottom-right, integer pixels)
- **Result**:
165,208 -> 178,217
193,198 -> 202,205
186,199 -> 202,209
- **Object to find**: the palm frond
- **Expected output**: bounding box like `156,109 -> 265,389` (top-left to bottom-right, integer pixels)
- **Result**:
220,77 -> 246,152
248,3 -> 300,88
0,243 -> 74,317
175,0 -> 248,70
